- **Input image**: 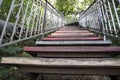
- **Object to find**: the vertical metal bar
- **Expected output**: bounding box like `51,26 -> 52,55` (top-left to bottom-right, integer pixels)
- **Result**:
107,0 -> 117,36
0,0 -> 64,47
30,14 -> 35,36
19,0 -> 31,39
40,9 -> 44,35
103,0 -> 112,35
10,0 -> 25,41
119,0 -> 120,3
50,10 -> 52,30
100,0 -> 109,34
25,1 -> 34,37
95,5 -> 99,30
37,12 -> 42,35
96,1 -> 101,31
0,0 -> 3,7
41,0 -> 47,40
98,0 -> 106,40
111,0 -> 120,29
37,1 -> 42,35
0,0 -> 16,44
34,0 -> 40,35
30,2 -> 38,36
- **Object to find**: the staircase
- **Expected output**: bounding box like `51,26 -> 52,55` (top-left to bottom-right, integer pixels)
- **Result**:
1,26 -> 120,78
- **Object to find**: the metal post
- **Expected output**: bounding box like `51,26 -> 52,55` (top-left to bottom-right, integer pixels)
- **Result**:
0,0 -> 3,7
41,0 -> 47,40
98,0 -> 106,40
0,0 -> 16,44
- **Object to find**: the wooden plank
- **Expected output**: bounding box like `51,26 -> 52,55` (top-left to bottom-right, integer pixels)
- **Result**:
42,37 -> 103,41
51,33 -> 95,36
55,31 -> 90,33
36,41 -> 112,46
1,57 -> 120,75
21,66 -> 120,75
37,52 -> 113,58
24,46 -> 120,53
1,57 -> 120,67
48,34 -> 97,37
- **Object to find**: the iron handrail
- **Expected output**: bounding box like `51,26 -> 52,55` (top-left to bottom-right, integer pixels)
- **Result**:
0,0 -> 64,47
78,0 -> 120,40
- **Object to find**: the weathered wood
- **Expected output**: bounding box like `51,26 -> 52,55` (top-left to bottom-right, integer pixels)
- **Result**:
51,33 -> 95,36
42,37 -> 103,41
25,45 -> 119,57
48,34 -> 97,37
36,41 -> 112,46
37,52 -> 113,58
1,57 -> 120,75
21,66 -> 120,75
24,46 -> 120,53
55,31 -> 90,33
1,57 -> 120,67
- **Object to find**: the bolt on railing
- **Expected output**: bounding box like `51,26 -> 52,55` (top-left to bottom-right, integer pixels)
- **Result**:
78,0 -> 120,40
0,0 -> 64,47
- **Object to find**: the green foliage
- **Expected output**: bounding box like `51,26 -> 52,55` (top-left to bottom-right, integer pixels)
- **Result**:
0,46 -> 22,56
0,37 -> 37,79
0,0 -> 42,79
55,0 -> 78,15
55,0 -> 94,16
0,67 -> 15,79
65,14 -> 78,24
0,0 -> 12,21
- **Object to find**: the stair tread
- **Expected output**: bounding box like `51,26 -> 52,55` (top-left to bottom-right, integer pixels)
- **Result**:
56,31 -> 90,33
42,37 -> 103,41
24,46 -> 120,52
1,57 -> 120,67
51,33 -> 95,35
36,40 -> 112,45
48,34 -> 97,37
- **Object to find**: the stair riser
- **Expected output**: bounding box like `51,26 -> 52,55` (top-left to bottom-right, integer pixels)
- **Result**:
25,47 -> 120,53
37,52 -> 115,58
21,66 -> 120,75
42,38 -> 103,41
48,35 -> 97,38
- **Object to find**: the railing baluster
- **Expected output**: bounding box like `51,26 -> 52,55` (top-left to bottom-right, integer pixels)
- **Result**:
107,0 -> 117,37
0,0 -> 16,44
0,0 -> 3,7
41,0 -> 47,39
30,2 -> 38,37
37,0 -> 43,35
78,0 -> 120,39
111,0 -> 120,29
25,1 -> 34,38
0,0 -> 64,47
103,0 -> 112,35
19,0 -> 31,39
100,0 -> 109,35
10,0 -> 26,42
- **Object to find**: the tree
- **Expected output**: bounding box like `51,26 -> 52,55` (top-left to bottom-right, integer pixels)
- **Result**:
55,0 -> 78,15
55,0 -> 94,16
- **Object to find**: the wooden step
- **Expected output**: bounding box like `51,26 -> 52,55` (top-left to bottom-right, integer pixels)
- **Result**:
51,33 -> 95,35
55,31 -> 90,33
48,34 -> 97,38
42,37 -> 103,41
36,41 -> 112,46
1,57 -> 120,75
24,46 -> 120,57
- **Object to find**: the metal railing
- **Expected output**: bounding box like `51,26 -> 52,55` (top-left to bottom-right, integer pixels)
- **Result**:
79,0 -> 120,40
0,0 -> 64,47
